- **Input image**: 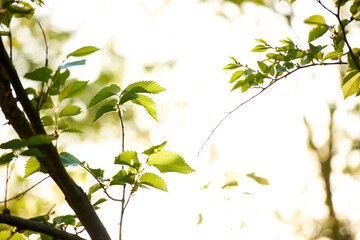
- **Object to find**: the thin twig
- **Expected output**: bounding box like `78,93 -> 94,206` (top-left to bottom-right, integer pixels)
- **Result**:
118,106 -> 126,240
0,176 -> 50,204
37,21 -> 48,67
197,61 -> 347,157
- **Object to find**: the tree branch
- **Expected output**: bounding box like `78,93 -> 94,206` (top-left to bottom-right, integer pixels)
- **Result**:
0,36 -> 111,240
0,213 -> 85,240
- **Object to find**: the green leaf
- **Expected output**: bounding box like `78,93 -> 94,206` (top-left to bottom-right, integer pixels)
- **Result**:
49,69 -> 70,95
223,63 -> 239,70
143,141 -> 167,155
59,105 -> 82,117
255,38 -> 268,45
120,81 -> 166,105
24,135 -> 55,146
114,150 -> 140,169
323,51 -> 343,60
53,215 -> 76,226
59,60 -> 86,70
139,172 -> 167,191
20,148 -> 44,157
246,172 -> 269,185
58,120 -> 69,130
66,46 -> 100,58
0,139 -> 24,149
229,56 -> 238,63
342,72 -> 360,99
197,214 -> 203,225
251,45 -> 270,52
59,152 -> 82,167
0,152 -> 15,165
41,116 -> 54,126
93,198 -> 107,208
0,230 -> 26,240
92,99 -> 117,123
308,25 -> 329,42
304,15 -> 326,25
24,157 -> 41,178
350,0 -> 360,15
343,70 -> 358,85
88,183 -> 102,196
131,94 -> 158,121
59,81 -> 88,102
229,70 -> 244,83
60,128 -> 83,134
257,61 -> 268,73
335,0 -> 350,7
221,180 -> 238,189
110,169 -> 135,185
87,165 -> 104,180
148,151 -> 194,174
24,67 -> 52,82
88,84 -> 121,109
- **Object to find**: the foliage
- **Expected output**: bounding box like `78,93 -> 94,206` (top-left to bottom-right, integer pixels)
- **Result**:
0,1 -> 194,240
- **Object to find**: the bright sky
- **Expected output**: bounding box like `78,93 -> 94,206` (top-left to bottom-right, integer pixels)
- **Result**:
4,0 -> 360,239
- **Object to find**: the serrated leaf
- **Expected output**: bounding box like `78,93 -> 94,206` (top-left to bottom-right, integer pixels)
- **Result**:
92,99 -> 117,123
120,81 -> 166,105
143,141 -> 167,155
246,172 -> 269,185
59,152 -> 82,167
87,84 -> 121,109
304,14 -> 326,25
110,169 -> 135,185
342,72 -> 360,99
229,70 -> 244,83
59,60 -> 86,70
342,70 -> 358,85
59,105 -> 82,117
0,139 -> 24,149
24,67 -> 52,82
131,94 -> 158,121
251,45 -> 270,52
59,81 -> 88,102
308,25 -> 329,42
66,46 -> 100,58
139,172 -> 167,191
148,151 -> 194,174
0,152 -> 15,165
20,148 -> 44,157
87,165 -> 104,181
49,69 -> 70,95
223,63 -> 239,70
24,157 -> 41,178
114,150 -> 140,169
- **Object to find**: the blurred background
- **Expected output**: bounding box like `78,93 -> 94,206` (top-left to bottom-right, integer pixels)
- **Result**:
2,0 -> 360,239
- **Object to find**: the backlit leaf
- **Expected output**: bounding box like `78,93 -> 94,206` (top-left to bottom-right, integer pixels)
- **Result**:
223,63 -> 239,70
0,152 -> 15,165
304,14 -> 326,25
41,116 -> 54,126
323,51 -> 343,60
308,25 -> 329,42
139,172 -> 167,191
24,157 -> 41,178
131,94 -> 158,121
229,70 -> 244,83
92,99 -> 117,123
20,148 -> 44,157
148,151 -> 194,174
251,45 -> 270,52
143,141 -> 167,155
114,151 -> 140,169
24,67 -> 52,82
0,139 -> 24,149
246,172 -> 269,185
88,84 -> 121,109
59,152 -> 82,167
24,135 -> 55,146
59,81 -> 88,102
342,72 -> 360,99
59,105 -> 82,117
66,46 -> 100,58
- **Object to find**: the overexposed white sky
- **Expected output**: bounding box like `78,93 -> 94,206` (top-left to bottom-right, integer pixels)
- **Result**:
3,0 -> 360,239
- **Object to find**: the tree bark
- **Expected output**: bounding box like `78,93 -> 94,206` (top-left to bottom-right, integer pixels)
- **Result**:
0,36 -> 111,240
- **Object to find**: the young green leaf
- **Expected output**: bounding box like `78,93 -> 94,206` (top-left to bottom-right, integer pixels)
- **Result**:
0,152 -> 15,165
120,81 -> 166,105
59,105 -> 82,117
139,172 -> 167,191
20,148 -> 44,157
53,215 -> 76,226
59,60 -> 86,70
59,152 -> 82,167
92,99 -> 117,123
131,94 -> 158,121
59,81 -> 88,102
308,25 -> 329,42
251,45 -> 270,52
342,72 -> 360,99
246,172 -> 269,185
49,69 -> 70,95
24,157 -> 41,178
41,116 -> 54,126
87,166 -> 104,181
148,151 -> 194,174
93,198 -> 107,209
24,67 -> 52,82
323,51 -> 343,61
223,63 -> 239,70
255,38 -> 268,45
114,151 -> 140,169
110,169 -> 135,185
0,230 -> 26,240
88,84 -> 121,109
0,139 -> 25,149
66,46 -> 100,58
221,180 -> 238,189
58,120 -> 69,130
88,183 -> 102,196
143,141 -> 167,155
257,61 -> 268,73
229,70 -> 244,83
304,14 -> 326,25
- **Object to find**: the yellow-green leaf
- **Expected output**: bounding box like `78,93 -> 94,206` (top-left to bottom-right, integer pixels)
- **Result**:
342,72 -> 360,99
